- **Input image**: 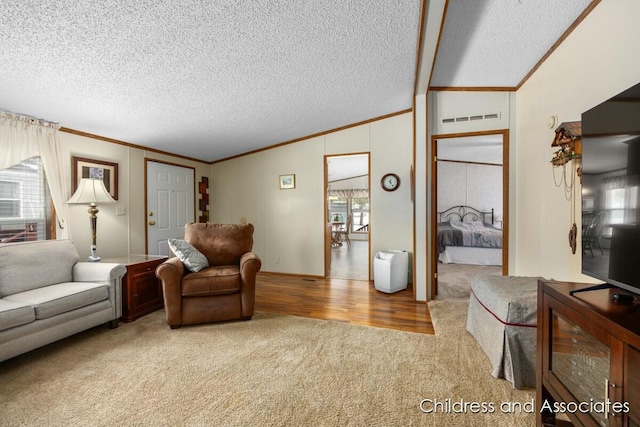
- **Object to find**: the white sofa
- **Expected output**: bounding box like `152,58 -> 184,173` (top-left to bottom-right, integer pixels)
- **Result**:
0,240 -> 126,363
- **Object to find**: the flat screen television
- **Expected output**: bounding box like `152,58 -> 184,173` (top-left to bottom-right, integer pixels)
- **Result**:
581,81 -> 640,296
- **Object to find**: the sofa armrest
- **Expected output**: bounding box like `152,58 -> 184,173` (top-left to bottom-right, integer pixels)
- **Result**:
73,262 -> 127,282
155,257 -> 186,328
73,262 -> 126,321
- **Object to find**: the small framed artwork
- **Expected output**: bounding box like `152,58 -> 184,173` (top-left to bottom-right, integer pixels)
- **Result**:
279,174 -> 296,190
72,156 -> 119,200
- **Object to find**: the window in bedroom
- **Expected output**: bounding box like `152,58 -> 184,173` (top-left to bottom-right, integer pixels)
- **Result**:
0,157 -> 53,242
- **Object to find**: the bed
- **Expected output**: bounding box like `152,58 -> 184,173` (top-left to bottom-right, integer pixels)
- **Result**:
437,205 -> 502,266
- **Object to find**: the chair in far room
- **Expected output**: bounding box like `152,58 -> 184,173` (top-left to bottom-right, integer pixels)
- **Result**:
583,211 -> 607,257
336,214 -> 352,247
155,223 -> 261,329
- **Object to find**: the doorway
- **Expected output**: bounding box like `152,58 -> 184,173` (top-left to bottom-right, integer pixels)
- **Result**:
431,130 -> 509,299
324,153 -> 370,280
145,160 -> 195,255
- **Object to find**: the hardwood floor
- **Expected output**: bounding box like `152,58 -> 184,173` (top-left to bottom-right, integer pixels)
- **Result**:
329,240 -> 369,281
255,273 -> 435,334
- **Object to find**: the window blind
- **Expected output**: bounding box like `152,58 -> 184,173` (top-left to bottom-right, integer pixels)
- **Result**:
0,157 -> 50,242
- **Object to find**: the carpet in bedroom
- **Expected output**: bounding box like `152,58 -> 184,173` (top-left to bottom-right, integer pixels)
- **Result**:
436,263 -> 502,299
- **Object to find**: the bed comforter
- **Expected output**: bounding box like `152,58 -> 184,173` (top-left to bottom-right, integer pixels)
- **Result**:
437,221 -> 502,253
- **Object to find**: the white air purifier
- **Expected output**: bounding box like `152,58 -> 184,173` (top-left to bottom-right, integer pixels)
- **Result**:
374,250 -> 409,293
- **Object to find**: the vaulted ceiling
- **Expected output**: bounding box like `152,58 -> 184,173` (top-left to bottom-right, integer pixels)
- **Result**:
0,1 -> 595,163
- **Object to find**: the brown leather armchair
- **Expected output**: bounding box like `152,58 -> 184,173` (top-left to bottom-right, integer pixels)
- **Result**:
155,223 -> 261,328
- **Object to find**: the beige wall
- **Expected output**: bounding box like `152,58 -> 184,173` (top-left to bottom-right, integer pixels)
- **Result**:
57,0 -> 639,293
415,91 -> 514,300
60,132 -> 210,259
210,113 -> 414,277
414,0 -> 640,298
514,0 -> 640,281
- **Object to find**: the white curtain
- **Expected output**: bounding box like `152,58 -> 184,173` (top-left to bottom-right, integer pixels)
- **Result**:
0,111 -> 71,239
603,175 -> 627,190
328,188 -> 369,199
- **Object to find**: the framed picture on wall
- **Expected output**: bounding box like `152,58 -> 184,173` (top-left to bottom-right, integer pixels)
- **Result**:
72,156 -> 119,200
279,174 -> 296,190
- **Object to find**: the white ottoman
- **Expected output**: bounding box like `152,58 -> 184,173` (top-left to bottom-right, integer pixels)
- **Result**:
466,274 -> 540,389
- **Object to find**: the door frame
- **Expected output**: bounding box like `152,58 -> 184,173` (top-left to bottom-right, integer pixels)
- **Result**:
430,129 -> 510,299
144,158 -> 196,254
323,152 -> 371,279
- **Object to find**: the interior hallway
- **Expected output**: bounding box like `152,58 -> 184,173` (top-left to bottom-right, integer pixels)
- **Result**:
328,239 -> 369,281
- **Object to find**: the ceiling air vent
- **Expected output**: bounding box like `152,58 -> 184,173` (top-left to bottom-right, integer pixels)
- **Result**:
441,112 -> 501,125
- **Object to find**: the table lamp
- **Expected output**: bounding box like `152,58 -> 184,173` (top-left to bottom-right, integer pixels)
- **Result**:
67,178 -> 116,261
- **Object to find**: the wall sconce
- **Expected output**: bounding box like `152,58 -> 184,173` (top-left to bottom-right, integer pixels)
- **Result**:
550,120 -> 582,254
67,178 -> 116,261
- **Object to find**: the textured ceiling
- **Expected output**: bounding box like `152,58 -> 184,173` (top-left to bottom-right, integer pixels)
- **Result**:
0,1 -> 421,162
1,1 -> 595,163
431,0 -> 593,88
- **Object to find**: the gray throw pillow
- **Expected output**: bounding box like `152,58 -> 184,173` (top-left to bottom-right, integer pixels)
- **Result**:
167,239 -> 209,272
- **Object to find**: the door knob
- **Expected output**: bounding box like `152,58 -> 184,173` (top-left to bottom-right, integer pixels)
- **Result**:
148,220 -> 156,226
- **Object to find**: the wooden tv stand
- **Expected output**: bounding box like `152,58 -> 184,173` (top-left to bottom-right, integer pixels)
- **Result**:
537,280 -> 640,426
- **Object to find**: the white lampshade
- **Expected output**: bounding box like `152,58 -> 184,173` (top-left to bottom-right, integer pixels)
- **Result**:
68,178 -> 116,205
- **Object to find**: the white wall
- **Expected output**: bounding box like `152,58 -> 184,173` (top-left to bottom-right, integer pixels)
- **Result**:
59,131 -> 210,259
437,162 -> 502,216
514,0 -> 640,282
414,91 -> 511,300
210,113 -> 414,278
432,91 -> 511,135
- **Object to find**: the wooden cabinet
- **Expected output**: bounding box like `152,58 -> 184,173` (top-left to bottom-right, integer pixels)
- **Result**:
104,255 -> 167,322
537,280 -> 640,427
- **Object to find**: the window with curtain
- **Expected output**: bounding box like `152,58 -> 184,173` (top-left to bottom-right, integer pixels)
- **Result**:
0,156 -> 52,242
328,189 -> 369,233
601,176 -> 638,238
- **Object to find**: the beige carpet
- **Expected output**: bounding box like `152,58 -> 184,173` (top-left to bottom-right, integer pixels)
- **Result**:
437,263 -> 502,299
0,301 -> 534,426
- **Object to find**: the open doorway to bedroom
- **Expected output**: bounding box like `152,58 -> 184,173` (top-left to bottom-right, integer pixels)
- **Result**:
431,130 -> 509,299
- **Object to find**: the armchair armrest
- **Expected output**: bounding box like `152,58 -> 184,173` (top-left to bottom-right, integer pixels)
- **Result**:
155,257 -> 186,328
73,262 -> 127,282
239,252 -> 261,318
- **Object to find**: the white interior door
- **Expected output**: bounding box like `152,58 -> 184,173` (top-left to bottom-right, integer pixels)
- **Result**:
146,161 -> 195,256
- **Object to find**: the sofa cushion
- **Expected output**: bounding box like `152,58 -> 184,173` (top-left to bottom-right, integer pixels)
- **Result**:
0,300 -> 35,332
182,266 -> 241,296
0,240 -> 79,296
3,282 -> 109,320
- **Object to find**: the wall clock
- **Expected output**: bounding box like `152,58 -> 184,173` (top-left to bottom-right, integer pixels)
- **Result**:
380,173 -> 400,192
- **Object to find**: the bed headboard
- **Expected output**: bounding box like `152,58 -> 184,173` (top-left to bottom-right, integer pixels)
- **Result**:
438,205 -> 494,224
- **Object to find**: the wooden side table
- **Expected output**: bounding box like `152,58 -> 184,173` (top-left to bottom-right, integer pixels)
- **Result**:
103,255 -> 168,322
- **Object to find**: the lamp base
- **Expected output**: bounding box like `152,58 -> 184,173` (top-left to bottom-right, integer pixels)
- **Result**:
88,245 -> 101,262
